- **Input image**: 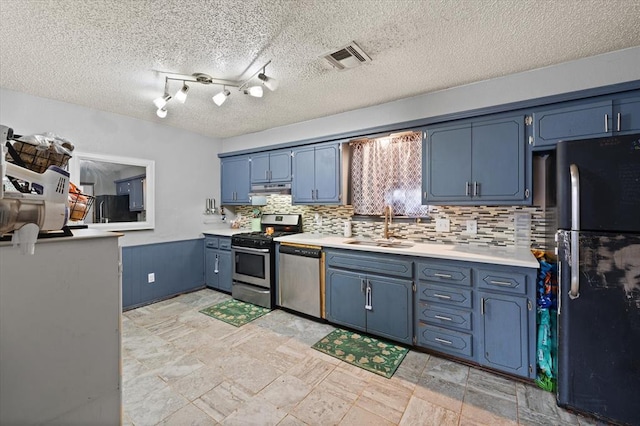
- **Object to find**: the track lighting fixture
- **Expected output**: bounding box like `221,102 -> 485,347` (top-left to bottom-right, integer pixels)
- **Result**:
258,72 -> 278,91
212,88 -> 231,106
244,86 -> 263,98
152,60 -> 275,118
174,83 -> 189,103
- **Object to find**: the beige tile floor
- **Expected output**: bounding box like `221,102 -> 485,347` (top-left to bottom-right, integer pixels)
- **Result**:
122,289 -> 602,426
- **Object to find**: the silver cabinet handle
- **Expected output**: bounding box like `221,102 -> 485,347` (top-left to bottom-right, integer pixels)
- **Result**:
435,337 -> 452,345
434,273 -> 452,278
569,164 -> 580,299
315,189 -> 319,200
433,293 -> 451,299
489,280 -> 512,286
604,113 -> 609,133
434,315 -> 452,321
311,189 -> 315,199
365,280 -> 372,311
265,170 -> 269,180
214,254 -> 219,273
465,181 -> 470,196
473,181 -> 479,197
617,112 -> 621,132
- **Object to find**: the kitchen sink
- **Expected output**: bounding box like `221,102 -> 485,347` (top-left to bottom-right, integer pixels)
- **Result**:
343,239 -> 414,249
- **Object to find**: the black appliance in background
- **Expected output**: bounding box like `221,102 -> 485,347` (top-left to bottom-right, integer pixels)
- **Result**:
555,133 -> 640,425
94,195 -> 137,223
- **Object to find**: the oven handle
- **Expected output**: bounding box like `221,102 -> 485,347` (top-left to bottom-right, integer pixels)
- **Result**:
231,245 -> 271,254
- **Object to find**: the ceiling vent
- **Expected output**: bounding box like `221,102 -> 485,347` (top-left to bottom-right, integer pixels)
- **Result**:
322,41 -> 372,70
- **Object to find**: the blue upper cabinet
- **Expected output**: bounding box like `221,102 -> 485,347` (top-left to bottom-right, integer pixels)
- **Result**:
291,143 -> 341,204
250,149 -> 292,184
532,93 -> 640,149
423,113 -> 528,205
221,155 -> 251,205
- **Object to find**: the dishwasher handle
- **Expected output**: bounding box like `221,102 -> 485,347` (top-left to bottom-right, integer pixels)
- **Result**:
279,244 -> 322,258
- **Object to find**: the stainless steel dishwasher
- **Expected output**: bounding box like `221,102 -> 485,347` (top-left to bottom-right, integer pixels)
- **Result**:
278,243 -> 323,318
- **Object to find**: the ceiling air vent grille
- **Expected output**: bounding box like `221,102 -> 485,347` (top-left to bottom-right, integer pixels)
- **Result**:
322,41 -> 372,70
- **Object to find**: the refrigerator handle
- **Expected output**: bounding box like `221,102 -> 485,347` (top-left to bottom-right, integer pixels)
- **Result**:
569,164 -> 580,299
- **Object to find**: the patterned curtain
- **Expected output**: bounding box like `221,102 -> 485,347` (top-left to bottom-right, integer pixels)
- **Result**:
351,132 -> 429,216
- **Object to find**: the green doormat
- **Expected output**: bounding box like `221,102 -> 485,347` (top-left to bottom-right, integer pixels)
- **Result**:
199,299 -> 270,327
312,329 -> 408,378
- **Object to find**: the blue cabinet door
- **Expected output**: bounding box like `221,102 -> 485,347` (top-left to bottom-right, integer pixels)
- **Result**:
269,149 -> 292,182
314,144 -> 340,203
424,123 -> 472,202
221,155 -> 251,204
478,291 -> 532,378
129,177 -> 144,211
366,275 -> 413,345
614,96 -> 640,134
533,100 -> 612,148
291,146 -> 316,203
250,153 -> 270,183
205,249 -> 219,288
217,250 -> 232,292
472,115 -> 525,201
325,268 -> 367,331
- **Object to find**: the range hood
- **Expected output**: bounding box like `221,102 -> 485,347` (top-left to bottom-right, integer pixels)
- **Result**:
249,183 -> 291,195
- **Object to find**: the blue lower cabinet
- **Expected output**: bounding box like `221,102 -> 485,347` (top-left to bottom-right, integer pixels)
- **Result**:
478,291 -> 531,378
325,249 -> 413,345
204,236 -> 232,293
417,323 -> 474,360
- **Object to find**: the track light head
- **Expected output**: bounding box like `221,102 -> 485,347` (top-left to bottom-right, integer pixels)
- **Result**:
153,93 -> 171,109
244,86 -> 264,98
258,73 -> 278,91
156,107 -> 167,118
212,88 -> 231,106
175,83 -> 189,103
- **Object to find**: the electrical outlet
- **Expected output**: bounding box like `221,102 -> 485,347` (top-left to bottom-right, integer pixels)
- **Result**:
435,218 -> 450,232
466,220 -> 478,235
148,273 -> 155,283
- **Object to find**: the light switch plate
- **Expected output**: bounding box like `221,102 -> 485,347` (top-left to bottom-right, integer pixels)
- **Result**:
466,220 -> 477,235
435,218 -> 450,232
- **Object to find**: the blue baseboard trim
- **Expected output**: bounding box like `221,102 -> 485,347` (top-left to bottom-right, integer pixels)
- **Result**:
122,238 -> 204,309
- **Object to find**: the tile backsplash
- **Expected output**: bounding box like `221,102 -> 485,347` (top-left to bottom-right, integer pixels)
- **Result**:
234,195 -> 550,250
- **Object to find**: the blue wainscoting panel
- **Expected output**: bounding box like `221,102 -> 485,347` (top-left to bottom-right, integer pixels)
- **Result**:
122,239 -> 205,310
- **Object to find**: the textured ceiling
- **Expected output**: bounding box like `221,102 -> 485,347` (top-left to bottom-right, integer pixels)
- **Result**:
1,0 -> 639,139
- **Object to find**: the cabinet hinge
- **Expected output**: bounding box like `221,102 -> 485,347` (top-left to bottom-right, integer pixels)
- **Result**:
528,135 -> 534,145
525,189 -> 530,198
527,299 -> 533,311
525,115 -> 533,126
529,364 -> 534,373
412,282 -> 416,292
413,336 -> 417,345
423,131 -> 427,139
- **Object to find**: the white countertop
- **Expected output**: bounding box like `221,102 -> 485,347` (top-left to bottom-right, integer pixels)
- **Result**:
202,227 -> 248,237
274,233 -> 539,269
0,228 -> 123,247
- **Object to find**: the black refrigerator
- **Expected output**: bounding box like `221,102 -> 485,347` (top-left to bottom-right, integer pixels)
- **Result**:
556,133 -> 640,425
94,195 -> 137,223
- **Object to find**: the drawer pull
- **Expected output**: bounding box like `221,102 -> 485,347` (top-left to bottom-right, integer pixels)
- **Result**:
490,280 -> 512,286
434,273 -> 452,278
435,337 -> 453,345
434,315 -> 452,321
433,293 -> 451,299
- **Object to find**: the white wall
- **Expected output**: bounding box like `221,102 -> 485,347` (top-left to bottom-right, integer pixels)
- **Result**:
0,89 -> 221,246
221,46 -> 640,152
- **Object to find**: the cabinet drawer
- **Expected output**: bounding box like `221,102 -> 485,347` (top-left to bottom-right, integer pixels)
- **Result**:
477,268 -> 527,295
416,302 -> 472,331
325,250 -> 412,278
417,283 -> 472,308
204,237 -> 219,249
416,262 -> 471,286
417,323 -> 473,358
218,237 -> 231,250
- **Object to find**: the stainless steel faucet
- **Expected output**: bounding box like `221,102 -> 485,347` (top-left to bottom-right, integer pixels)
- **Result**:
383,205 -> 393,239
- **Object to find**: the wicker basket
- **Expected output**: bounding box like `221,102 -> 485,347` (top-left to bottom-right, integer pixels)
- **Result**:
6,140 -> 72,173
68,187 -> 95,222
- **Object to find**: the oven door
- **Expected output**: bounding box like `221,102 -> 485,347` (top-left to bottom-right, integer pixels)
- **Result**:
232,246 -> 271,288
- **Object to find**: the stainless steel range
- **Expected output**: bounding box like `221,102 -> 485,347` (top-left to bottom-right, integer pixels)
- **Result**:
231,214 -> 302,309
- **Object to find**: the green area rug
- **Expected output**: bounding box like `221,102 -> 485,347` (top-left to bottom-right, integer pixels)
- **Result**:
312,329 -> 408,378
199,299 -> 270,327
